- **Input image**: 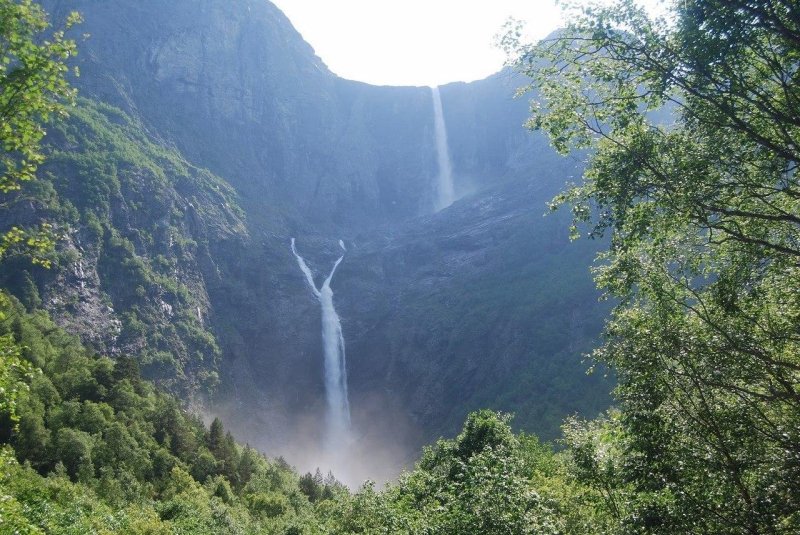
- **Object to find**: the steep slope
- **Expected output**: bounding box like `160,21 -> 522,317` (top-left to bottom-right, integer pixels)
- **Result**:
0,99 -> 248,396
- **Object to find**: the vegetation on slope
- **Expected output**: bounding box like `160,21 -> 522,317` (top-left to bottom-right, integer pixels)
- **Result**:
0,96 -> 249,396
0,287 -> 605,534
0,292 -> 338,534
0,294 -> 618,534
0,294 -> 613,534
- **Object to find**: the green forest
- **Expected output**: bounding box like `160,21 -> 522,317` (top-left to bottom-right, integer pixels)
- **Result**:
1,0 -> 798,533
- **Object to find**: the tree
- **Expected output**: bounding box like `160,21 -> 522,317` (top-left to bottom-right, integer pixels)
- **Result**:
298,471 -> 321,503
0,0 -> 80,265
235,445 -> 258,490
511,0 -> 800,532
207,416 -> 225,455
0,330 -> 35,437
324,411 -> 564,534
18,270 -> 40,310
54,427 -> 93,481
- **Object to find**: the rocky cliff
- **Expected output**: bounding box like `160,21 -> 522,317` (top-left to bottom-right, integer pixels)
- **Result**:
0,100 -> 248,396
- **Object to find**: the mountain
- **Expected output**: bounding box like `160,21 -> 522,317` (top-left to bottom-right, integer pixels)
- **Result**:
10,0 -> 612,474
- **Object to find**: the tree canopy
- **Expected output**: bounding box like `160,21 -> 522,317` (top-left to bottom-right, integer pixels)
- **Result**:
510,0 -> 800,532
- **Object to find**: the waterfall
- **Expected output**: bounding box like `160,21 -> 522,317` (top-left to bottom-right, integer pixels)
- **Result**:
432,86 -> 455,210
290,239 -> 351,450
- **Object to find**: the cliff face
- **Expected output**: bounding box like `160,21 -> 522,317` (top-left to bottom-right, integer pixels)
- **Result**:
0,100 -> 248,396
43,0 -> 437,229
42,0 -> 564,231
19,0 -> 611,465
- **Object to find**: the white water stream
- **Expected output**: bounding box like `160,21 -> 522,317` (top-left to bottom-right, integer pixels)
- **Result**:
290,239 -> 351,450
432,86 -> 455,210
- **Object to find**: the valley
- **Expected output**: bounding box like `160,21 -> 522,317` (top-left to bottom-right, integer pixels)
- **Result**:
4,0 -> 611,480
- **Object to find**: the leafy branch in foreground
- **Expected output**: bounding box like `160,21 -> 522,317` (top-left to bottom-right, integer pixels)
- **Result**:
0,0 -> 80,192
0,0 -> 80,266
512,0 -> 800,532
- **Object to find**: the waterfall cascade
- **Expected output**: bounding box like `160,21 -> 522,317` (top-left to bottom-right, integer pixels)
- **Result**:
290,239 -> 351,450
432,86 -> 455,211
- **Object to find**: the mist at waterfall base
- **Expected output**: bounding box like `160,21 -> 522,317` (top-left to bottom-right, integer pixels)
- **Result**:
283,240 -> 421,487
206,394 -> 420,488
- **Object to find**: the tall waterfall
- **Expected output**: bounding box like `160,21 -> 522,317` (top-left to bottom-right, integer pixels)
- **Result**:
432,86 -> 455,210
290,239 -> 351,450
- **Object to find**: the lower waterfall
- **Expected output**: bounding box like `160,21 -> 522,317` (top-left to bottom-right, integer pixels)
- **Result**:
290,238 -> 351,452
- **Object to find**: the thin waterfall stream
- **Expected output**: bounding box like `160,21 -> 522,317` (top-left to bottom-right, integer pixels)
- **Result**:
432,86 -> 455,210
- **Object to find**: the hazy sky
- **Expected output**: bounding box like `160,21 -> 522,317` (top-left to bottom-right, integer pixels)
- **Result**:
269,0 -> 666,87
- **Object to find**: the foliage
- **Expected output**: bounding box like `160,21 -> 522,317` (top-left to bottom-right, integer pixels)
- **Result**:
0,300 -> 36,434
0,0 -> 79,192
0,293 -> 319,533
320,411 -> 614,534
0,0 -> 80,267
0,97 -> 248,395
511,0 -> 800,532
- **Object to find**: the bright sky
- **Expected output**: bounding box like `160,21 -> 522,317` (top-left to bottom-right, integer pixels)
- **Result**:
270,0 -> 667,87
